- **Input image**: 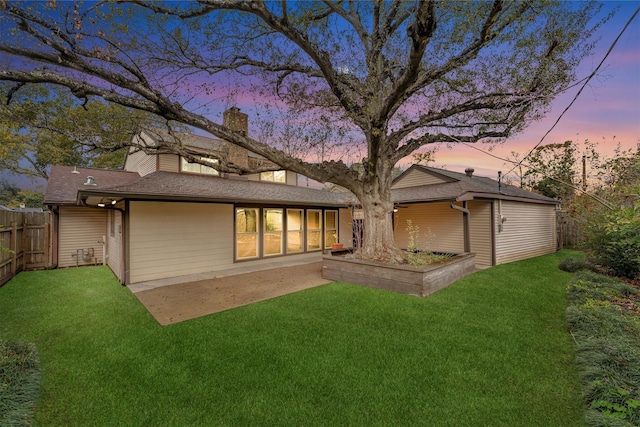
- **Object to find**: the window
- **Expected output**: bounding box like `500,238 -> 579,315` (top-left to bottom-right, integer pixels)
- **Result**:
236,208 -> 259,259
307,210 -> 322,251
287,209 -> 303,253
324,210 -> 338,248
264,209 -> 283,256
181,157 -> 219,175
260,170 -> 286,183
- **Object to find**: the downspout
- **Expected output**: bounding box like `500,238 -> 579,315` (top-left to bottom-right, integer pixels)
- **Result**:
48,205 -> 59,269
450,201 -> 471,253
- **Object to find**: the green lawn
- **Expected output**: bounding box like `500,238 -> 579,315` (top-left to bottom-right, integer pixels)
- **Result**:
0,251 -> 584,426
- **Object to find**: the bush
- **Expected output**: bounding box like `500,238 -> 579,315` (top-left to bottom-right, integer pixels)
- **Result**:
583,205 -> 640,279
558,257 -> 594,273
566,271 -> 640,426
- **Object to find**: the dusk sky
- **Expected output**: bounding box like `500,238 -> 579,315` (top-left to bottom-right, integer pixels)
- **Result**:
213,1 -> 639,181
2,1 -> 639,189
424,1 -> 640,180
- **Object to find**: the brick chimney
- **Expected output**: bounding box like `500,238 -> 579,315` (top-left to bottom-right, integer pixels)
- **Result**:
223,107 -> 249,169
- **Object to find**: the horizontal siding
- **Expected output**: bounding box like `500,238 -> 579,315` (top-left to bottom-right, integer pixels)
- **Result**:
58,207 -> 106,268
393,202 -> 464,254
392,169 -> 447,189
495,201 -> 557,265
129,201 -> 234,283
106,210 -> 123,282
158,154 -> 179,173
468,201 -> 493,266
124,149 -> 157,176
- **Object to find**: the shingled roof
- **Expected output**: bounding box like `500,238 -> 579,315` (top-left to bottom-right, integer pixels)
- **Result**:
47,163 -> 556,209
45,166 -> 140,205
392,165 -> 558,205
75,170 -> 354,207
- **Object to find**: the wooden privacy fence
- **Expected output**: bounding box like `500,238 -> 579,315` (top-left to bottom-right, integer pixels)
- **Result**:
557,210 -> 583,250
0,210 -> 51,287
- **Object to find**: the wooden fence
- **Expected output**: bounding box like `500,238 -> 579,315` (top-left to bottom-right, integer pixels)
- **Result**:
557,210 -> 583,250
0,210 -> 51,287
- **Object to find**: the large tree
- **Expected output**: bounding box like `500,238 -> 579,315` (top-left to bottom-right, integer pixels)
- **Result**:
0,1 -> 606,262
0,83 -> 163,179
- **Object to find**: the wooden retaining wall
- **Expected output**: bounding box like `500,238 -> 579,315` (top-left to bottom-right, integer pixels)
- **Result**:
0,210 -> 51,286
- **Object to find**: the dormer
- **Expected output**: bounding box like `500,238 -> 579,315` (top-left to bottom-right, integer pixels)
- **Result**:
123,107 -> 298,185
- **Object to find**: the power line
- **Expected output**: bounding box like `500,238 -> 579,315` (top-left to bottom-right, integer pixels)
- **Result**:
505,6 -> 640,176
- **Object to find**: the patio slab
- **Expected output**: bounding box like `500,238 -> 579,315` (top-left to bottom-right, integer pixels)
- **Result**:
132,261 -> 330,325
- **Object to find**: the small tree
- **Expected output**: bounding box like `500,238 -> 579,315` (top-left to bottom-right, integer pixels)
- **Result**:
583,203 -> 640,279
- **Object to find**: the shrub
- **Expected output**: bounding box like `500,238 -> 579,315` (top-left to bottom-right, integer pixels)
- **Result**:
566,271 -> 640,426
558,257 -> 594,273
583,204 -> 640,279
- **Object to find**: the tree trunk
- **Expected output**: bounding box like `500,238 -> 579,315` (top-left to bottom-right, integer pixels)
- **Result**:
355,163 -> 404,264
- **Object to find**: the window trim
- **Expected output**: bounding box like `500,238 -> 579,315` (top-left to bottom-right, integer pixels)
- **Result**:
235,207 -> 260,260
286,209 -> 304,254
324,210 -> 338,249
263,208 -> 284,257
306,209 -> 323,251
180,156 -> 220,176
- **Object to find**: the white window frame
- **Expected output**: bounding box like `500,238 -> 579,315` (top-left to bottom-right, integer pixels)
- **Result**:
181,156 -> 220,176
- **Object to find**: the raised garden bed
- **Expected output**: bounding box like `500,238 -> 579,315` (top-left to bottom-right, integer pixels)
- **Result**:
322,252 -> 476,297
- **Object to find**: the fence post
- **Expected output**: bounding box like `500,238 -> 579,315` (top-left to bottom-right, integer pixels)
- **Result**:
10,222 -> 17,276
44,222 -> 51,269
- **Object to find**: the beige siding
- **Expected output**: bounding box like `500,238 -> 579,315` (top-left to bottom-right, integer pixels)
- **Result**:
393,202 -> 465,254
286,171 -> 297,186
339,208 -> 353,248
106,210 -> 124,282
128,201 -> 234,283
392,169 -> 448,189
468,201 -> 493,266
58,207 -> 107,268
158,154 -> 180,172
494,201 -> 557,265
123,149 -> 157,176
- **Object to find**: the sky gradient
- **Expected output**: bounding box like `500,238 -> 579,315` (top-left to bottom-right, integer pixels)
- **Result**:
3,1 -> 639,190
426,1 -> 639,180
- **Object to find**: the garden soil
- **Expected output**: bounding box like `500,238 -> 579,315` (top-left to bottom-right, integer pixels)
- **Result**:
132,262 -> 330,325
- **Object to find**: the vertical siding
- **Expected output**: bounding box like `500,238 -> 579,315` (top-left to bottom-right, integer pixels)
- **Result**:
128,201 -> 234,283
494,201 -> 557,265
393,202 -> 465,254
158,154 -> 179,172
392,169 -> 448,189
468,201 -> 493,266
106,210 -> 124,282
58,207 -> 107,268
339,208 -> 353,247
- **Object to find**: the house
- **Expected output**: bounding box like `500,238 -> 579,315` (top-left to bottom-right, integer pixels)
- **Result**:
389,165 -> 559,268
45,108 -> 354,284
45,108 -> 559,285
